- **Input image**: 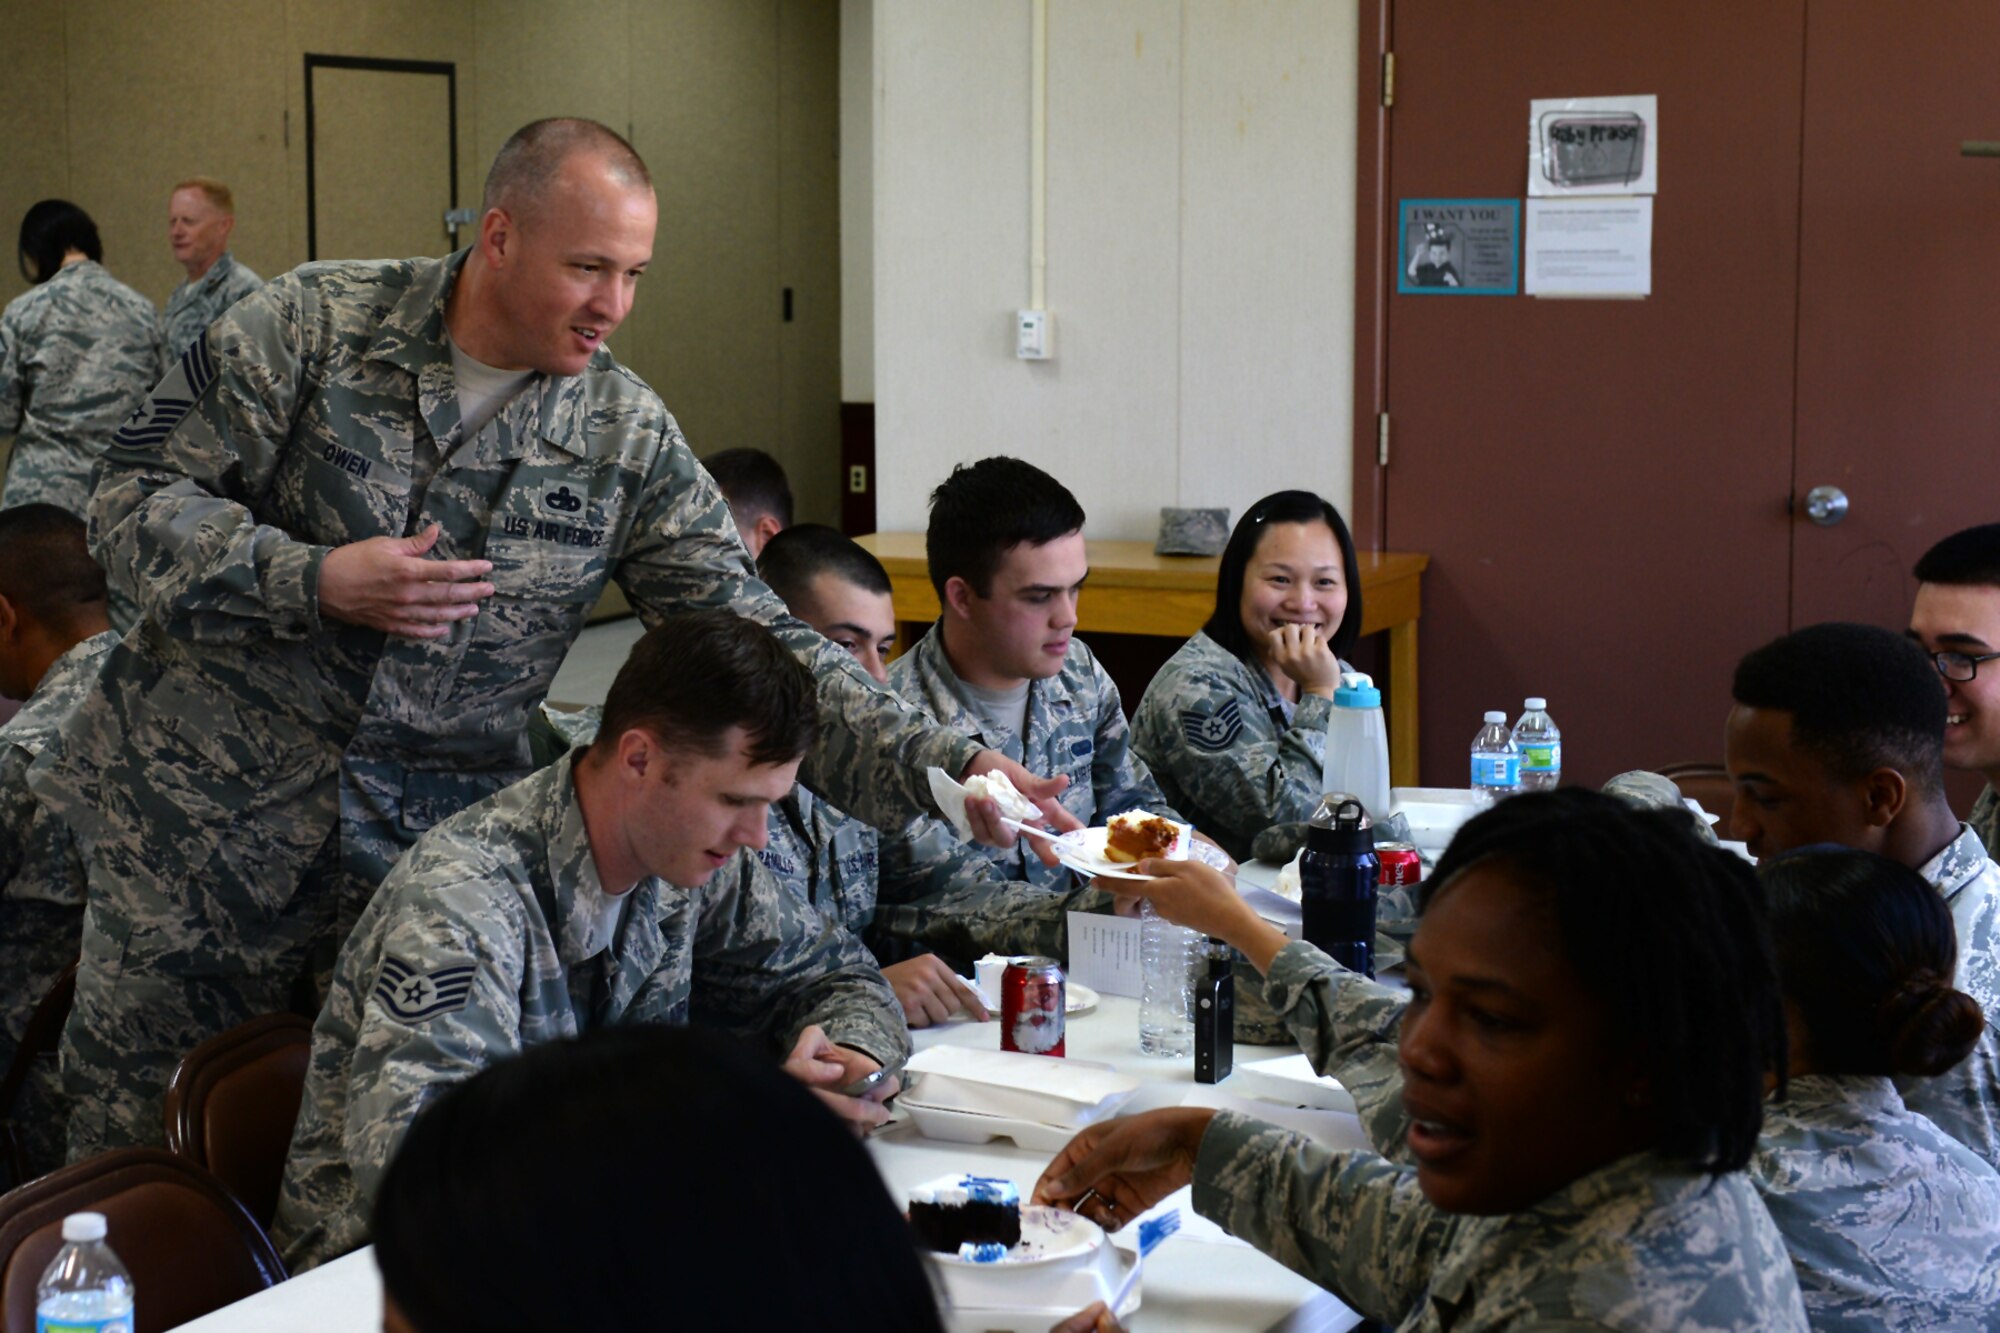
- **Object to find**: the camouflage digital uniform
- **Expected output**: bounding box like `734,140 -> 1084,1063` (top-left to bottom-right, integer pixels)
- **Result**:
534,703 -> 1114,974
1262,934 -> 2000,1327
1969,784 -> 1998,861
886,622 -> 1180,890
160,252 -> 262,359
29,251 -> 978,1159
766,788 -> 1117,975
271,756 -> 908,1272
0,631 -> 115,1183
0,261 -> 165,515
1131,630 -> 1347,863
1193,1120 -> 1810,1331
1901,825 -> 2000,1172
1754,1073 -> 2000,1332
1257,939 -> 1414,1156
1601,770 -> 1722,845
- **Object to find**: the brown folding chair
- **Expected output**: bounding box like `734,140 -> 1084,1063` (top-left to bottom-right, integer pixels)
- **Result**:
1656,761 -> 1736,840
0,1147 -> 285,1332
162,1014 -> 313,1230
0,962 -> 77,1194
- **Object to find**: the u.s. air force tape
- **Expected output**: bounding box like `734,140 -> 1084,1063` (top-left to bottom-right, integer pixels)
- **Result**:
373,954 -> 477,1023
1181,700 -> 1245,752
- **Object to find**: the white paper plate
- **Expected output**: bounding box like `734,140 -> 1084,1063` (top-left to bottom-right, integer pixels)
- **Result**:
930,1205 -> 1102,1267
1050,827 -> 1231,882
932,1237 -> 1140,1332
898,1100 -> 1084,1152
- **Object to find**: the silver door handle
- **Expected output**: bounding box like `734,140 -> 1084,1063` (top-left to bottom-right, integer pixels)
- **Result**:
1804,485 -> 1849,526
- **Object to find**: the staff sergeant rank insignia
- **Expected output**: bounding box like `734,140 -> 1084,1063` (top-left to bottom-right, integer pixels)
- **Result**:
1181,700 -> 1245,752
373,955 -> 477,1023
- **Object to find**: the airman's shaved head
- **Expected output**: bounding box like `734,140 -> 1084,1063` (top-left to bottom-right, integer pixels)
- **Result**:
482,118 -> 651,224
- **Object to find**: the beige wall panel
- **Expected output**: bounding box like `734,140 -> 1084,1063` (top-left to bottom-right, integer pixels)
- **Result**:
312,66 -> 458,260
0,0 -> 71,310
470,0 -> 642,378
284,0 -> 477,265
63,0 -> 290,308
778,0 -> 842,526
628,0 -> 781,464
838,0 -> 873,405
1178,0 -> 1356,520
471,0 -> 632,165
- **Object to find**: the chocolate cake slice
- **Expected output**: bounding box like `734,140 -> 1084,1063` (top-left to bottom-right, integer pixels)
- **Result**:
908,1174 -> 1022,1254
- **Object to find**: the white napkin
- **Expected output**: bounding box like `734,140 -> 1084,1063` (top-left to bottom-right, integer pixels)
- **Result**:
927,766 -> 1043,841
903,1046 -> 1140,1128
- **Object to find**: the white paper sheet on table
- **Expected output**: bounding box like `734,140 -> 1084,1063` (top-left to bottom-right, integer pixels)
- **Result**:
1066,911 -> 1143,997
903,1045 -> 1138,1127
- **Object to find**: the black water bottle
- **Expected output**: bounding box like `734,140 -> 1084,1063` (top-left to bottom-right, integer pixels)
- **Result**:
1299,795 -> 1378,978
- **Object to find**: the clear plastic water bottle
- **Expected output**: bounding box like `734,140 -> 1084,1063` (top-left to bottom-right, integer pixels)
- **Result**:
1138,897 -> 1198,1057
36,1212 -> 133,1333
1469,710 -> 1521,803
1512,697 -> 1562,792
1321,672 -> 1392,820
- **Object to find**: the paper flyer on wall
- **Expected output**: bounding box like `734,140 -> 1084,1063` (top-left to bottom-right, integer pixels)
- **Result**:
1529,94 -> 1658,197
1396,199 -> 1520,295
1524,198 -> 1653,297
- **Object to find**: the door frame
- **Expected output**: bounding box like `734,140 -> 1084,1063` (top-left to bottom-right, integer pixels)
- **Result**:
1350,0 -> 1392,553
303,54 -> 460,261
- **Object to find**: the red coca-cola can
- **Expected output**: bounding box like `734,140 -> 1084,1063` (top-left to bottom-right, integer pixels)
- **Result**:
1000,956 -> 1066,1057
1376,842 -> 1423,887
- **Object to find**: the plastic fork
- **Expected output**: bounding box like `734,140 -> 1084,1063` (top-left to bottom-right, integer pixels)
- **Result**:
1107,1207 -> 1179,1313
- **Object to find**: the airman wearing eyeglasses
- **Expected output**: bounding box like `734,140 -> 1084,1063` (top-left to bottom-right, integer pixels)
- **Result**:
1910,523 -> 2000,860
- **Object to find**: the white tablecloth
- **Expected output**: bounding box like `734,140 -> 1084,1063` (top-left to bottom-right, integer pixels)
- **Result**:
176,867 -> 1362,1332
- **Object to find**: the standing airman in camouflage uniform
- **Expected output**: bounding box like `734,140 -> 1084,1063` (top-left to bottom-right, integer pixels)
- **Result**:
0,200 -> 165,515
1132,630 -> 1346,863
32,121 -> 1019,1161
0,507 -> 114,1184
1908,522 -> 2000,862
161,179 -> 262,358
274,611 -> 909,1272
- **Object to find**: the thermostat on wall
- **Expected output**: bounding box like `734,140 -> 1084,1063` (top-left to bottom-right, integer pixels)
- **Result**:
1016,309 -> 1052,360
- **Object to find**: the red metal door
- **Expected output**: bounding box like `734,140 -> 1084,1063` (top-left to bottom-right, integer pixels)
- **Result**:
1374,2 -> 1807,785
1791,3 -> 2000,635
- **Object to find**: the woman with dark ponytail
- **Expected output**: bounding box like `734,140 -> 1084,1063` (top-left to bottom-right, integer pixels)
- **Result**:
1756,848 -> 2000,1330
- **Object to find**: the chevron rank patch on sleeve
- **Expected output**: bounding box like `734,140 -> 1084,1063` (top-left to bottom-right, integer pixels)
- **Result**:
372,955 -> 477,1023
1181,700 -> 1246,752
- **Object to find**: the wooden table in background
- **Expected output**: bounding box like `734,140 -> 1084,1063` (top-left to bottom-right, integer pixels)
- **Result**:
856,534 -> 1429,788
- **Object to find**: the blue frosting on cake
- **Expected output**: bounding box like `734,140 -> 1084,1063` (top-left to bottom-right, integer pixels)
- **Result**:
961,1175 -> 1020,1206
958,1241 -> 1010,1263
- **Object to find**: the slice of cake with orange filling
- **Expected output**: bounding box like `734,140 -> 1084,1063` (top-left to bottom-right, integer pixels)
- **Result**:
1103,810 -> 1189,864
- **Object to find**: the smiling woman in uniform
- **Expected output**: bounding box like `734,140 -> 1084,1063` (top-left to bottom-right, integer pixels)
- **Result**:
1129,491 -> 1364,864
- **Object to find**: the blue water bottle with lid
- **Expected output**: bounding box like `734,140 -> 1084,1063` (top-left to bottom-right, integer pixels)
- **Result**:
1299,795 -> 1378,978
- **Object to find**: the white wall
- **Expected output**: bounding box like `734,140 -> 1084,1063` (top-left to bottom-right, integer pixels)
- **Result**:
866,0 -> 1357,540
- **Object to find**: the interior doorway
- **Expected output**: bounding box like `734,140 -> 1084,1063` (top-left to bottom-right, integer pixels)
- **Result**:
306,56 -> 459,262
